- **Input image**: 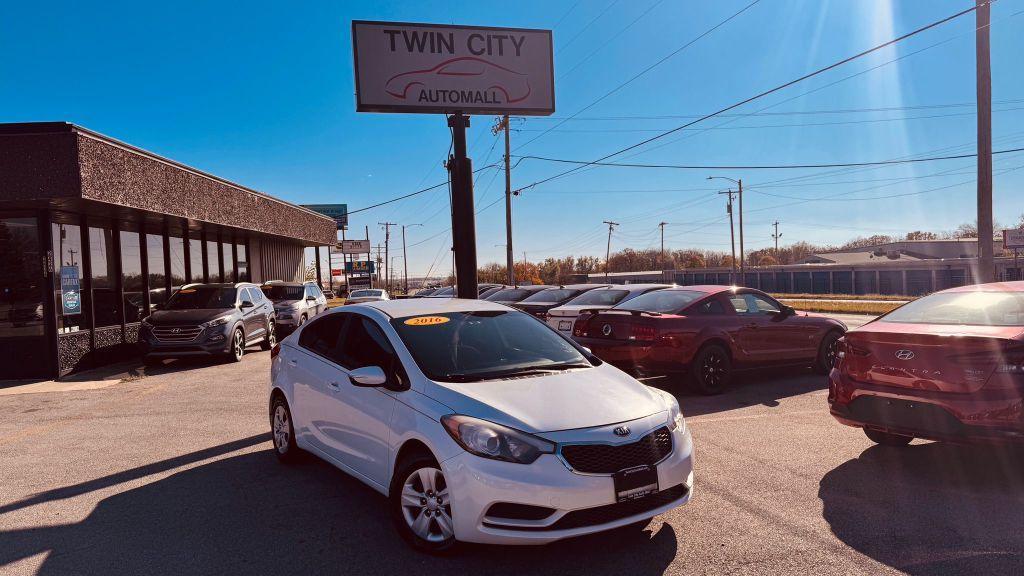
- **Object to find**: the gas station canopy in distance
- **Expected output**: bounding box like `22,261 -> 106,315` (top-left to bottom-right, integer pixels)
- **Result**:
352,21 -> 554,116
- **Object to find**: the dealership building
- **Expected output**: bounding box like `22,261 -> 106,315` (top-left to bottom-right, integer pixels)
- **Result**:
0,122 -> 337,380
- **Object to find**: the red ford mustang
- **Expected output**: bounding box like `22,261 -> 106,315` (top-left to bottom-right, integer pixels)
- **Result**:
829,281 -> 1024,446
573,286 -> 846,394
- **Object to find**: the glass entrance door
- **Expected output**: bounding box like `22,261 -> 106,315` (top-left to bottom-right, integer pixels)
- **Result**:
0,216 -> 50,380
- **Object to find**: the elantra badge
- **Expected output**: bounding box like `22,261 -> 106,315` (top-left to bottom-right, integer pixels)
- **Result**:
895,350 -> 915,361
602,324 -> 613,336
613,426 -> 630,437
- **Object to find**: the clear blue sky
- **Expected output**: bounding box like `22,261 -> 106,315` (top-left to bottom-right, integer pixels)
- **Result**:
4,0 -> 1023,277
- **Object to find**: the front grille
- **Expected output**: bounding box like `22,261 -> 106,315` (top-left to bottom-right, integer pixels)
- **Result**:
151,325 -> 203,342
484,485 -> 687,532
561,427 -> 672,474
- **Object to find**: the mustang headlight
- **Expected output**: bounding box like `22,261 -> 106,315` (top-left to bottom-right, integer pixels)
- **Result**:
200,315 -> 232,329
441,415 -> 554,465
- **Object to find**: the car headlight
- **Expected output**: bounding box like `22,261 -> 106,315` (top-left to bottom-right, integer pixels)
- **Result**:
141,317 -> 153,328
200,315 -> 232,329
652,388 -> 686,433
277,313 -> 293,320
441,415 -> 554,465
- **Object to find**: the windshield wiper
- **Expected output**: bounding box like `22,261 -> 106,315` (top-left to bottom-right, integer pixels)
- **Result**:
443,362 -> 592,382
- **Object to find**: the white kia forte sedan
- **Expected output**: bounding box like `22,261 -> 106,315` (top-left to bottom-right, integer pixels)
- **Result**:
268,298 -> 694,552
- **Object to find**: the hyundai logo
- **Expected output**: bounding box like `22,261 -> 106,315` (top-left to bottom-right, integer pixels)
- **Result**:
613,426 -> 630,437
601,324 -> 612,336
895,349 -> 915,361
171,328 -> 181,334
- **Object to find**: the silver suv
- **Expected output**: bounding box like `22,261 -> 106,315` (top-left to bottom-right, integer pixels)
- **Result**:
261,281 -> 327,333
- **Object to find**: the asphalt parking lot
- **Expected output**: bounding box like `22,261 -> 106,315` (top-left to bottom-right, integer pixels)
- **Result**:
2,323 -> 1023,575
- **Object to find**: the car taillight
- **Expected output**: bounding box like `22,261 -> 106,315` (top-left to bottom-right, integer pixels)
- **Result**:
572,314 -> 592,336
271,343 -> 281,359
631,324 -> 656,342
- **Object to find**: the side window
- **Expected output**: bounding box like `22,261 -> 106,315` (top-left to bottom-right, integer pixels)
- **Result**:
748,294 -> 781,314
728,295 -> 751,314
251,288 -> 265,303
298,314 -> 346,358
337,316 -> 405,385
694,298 -> 728,315
236,288 -> 250,304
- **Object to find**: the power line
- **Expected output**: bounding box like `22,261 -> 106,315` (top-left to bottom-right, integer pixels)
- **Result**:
556,0 -> 621,55
558,0 -> 666,81
347,163 -> 499,215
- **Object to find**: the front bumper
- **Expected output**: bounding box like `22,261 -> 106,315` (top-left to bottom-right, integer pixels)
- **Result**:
440,425 -> 694,545
138,326 -> 233,357
828,368 -> 1024,445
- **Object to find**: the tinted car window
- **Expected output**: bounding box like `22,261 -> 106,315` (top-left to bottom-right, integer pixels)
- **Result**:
521,289 -> 579,303
615,290 -> 705,314
881,291 -> 1024,326
486,288 -> 531,302
694,298 -> 728,315
251,288 -> 265,303
165,286 -> 236,310
351,290 -> 382,298
338,317 -> 398,371
729,294 -> 780,315
263,285 -> 304,300
566,289 -> 629,306
390,310 -> 590,382
298,314 -> 345,358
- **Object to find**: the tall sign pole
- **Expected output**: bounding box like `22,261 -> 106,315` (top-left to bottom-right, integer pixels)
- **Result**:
448,112 -> 479,298
503,115 -> 515,286
976,0 -> 994,282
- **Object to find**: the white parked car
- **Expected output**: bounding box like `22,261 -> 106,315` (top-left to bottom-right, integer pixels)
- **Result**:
346,289 -> 390,304
547,284 -> 673,337
269,298 -> 694,552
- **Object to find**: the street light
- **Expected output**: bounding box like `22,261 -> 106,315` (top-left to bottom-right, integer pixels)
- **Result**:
708,176 -> 744,283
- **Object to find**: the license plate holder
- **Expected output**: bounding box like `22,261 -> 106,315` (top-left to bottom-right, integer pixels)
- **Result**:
613,465 -> 659,502
559,320 -> 572,331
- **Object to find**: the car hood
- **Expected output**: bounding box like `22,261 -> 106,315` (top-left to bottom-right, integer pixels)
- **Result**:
146,308 -> 234,325
423,364 -> 667,433
272,300 -> 301,308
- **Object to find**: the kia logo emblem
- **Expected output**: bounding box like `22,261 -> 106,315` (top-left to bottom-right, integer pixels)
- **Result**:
601,324 -> 612,336
613,426 -> 630,437
895,349 -> 915,361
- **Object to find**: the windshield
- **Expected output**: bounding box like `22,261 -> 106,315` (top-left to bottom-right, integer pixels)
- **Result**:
521,288 -> 580,304
615,290 -> 705,314
165,287 -> 236,310
261,285 -> 304,301
351,290 -> 382,298
390,310 -> 591,382
431,287 -> 455,297
485,288 -> 532,302
880,291 -> 1024,326
566,289 -> 629,306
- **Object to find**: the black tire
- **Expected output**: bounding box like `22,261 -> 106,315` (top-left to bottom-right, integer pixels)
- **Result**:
864,427 -> 913,447
260,319 -> 277,351
270,395 -> 301,463
690,344 -> 731,395
227,328 -> 245,363
814,330 -> 843,375
297,314 -> 307,327
389,454 -> 458,554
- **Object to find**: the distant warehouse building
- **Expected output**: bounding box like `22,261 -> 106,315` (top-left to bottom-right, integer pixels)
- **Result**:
587,239 -> 1020,296
0,122 -> 336,379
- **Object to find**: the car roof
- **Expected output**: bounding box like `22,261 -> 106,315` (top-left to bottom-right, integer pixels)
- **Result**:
659,284 -> 745,295
263,282 -> 304,287
361,297 -> 509,318
940,281 -> 1024,294
596,283 -> 673,292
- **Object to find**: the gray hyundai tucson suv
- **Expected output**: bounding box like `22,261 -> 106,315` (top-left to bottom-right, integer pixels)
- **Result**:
139,282 -> 276,364
261,281 -> 326,333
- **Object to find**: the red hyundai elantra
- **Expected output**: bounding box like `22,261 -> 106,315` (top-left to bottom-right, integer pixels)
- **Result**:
829,281 -> 1024,446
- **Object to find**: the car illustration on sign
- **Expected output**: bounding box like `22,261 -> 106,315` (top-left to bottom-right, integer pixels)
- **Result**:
384,56 -> 532,105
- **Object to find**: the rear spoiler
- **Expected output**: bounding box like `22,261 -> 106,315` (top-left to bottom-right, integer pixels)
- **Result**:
578,308 -> 663,318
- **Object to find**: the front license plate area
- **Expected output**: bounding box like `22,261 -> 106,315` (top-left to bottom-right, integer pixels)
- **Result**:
613,465 -> 659,502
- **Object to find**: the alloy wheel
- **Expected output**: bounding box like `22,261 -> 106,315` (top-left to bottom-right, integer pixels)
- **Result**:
702,351 -> 725,388
273,405 -> 290,454
267,322 -> 277,347
400,467 -> 454,543
233,331 -> 244,360
825,336 -> 839,367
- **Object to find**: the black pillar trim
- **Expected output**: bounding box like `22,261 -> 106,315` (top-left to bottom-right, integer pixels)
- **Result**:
80,214 -> 95,366
182,221 -> 191,284
139,227 -> 151,319
200,228 -> 210,283
162,220 -> 172,296
113,225 -> 125,339
216,231 -> 225,282
231,236 -> 239,283
40,210 -> 59,379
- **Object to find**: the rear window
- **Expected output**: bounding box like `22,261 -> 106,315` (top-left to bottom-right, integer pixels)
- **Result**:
615,290 -> 705,314
566,289 -> 629,306
521,289 -> 580,303
432,287 -> 455,297
486,288 -> 531,302
881,291 -> 1024,326
351,290 -> 382,298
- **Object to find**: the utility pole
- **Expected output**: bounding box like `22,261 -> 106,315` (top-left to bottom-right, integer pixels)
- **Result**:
718,189 -> 737,284
772,221 -> 782,256
493,115 -> 515,286
378,222 -> 396,292
709,176 -> 744,284
976,0 -> 994,282
658,222 -> 667,270
402,223 -> 423,294
603,221 -> 619,281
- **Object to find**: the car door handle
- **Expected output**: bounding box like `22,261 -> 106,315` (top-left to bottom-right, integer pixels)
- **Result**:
288,359 -> 297,366
327,381 -> 340,391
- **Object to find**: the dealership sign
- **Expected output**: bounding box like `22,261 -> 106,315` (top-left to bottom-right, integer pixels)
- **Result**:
352,21 -> 554,115
332,239 -> 371,254
346,260 -> 376,274
1004,228 -> 1024,249
302,204 -> 348,229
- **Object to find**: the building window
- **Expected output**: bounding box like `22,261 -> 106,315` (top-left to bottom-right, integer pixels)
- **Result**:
169,233 -> 186,291
147,233 -> 167,308
236,241 -> 248,282
189,237 -> 203,283
0,217 -> 45,338
89,226 -> 121,328
222,240 -> 235,283
120,228 -> 143,322
52,221 -> 83,332
206,238 -> 221,282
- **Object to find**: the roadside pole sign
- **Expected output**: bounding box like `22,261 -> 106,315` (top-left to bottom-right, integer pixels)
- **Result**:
352,21 -> 554,116
303,204 -> 348,230
332,239 -> 371,254
1003,228 -> 1024,249
60,265 -> 81,315
346,260 -> 376,274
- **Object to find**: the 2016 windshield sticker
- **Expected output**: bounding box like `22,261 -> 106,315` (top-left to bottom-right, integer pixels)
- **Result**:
404,316 -> 450,326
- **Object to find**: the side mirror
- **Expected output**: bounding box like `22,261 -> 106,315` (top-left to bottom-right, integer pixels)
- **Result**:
581,346 -> 592,355
349,365 -> 387,387
306,295 -> 316,302
240,300 -> 254,309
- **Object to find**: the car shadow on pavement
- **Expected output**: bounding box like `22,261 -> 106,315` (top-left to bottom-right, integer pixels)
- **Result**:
819,442 -> 1024,575
645,368 -> 827,418
0,449 -> 679,575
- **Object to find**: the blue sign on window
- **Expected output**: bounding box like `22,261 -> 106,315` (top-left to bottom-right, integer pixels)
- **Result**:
60,265 -> 81,315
